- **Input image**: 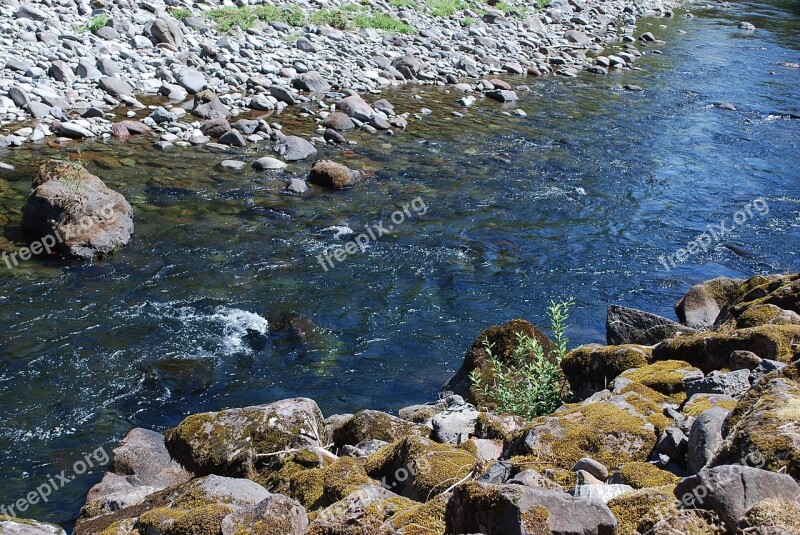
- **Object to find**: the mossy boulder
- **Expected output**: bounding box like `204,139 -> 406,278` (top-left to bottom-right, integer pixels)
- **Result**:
303,484 -> 416,535
617,462 -> 679,489
220,493 -> 308,535
505,400 -> 659,472
307,160 -> 361,190
717,273 -> 800,328
651,325 -> 800,373
441,319 -> 556,409
607,485 -> 720,535
446,481 -> 616,535
682,393 -> 738,418
0,517 -> 66,535
387,494 -> 448,535
332,410 -> 430,448
472,413 -> 523,443
364,436 -> 480,502
562,344 -> 652,399
164,398 -> 327,477
738,497 -> 800,534
710,362 -> 800,480
617,360 -> 702,403
73,475 -> 269,535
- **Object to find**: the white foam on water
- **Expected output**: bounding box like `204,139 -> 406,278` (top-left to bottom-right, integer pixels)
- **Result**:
210,306 -> 269,355
321,225 -> 354,238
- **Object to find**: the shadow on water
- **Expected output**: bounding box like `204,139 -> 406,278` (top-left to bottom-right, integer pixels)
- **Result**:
0,0 -> 799,527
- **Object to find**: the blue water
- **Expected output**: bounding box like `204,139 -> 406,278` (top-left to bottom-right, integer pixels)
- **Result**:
0,0 -> 798,527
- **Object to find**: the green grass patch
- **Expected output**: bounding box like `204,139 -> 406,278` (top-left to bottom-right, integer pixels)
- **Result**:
170,7 -> 192,20
82,13 -> 110,32
427,0 -> 468,17
207,4 -> 414,34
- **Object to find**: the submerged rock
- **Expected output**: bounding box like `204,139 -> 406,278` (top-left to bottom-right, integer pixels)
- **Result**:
307,160 -> 361,190
21,160 -> 134,260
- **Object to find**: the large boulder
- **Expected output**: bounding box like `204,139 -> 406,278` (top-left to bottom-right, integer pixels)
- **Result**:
446,481 -> 617,535
606,305 -> 695,345
98,76 -> 133,97
191,90 -> 230,119
652,325 -> 800,373
308,160 -> 361,189
73,475 -> 269,535
0,518 -> 65,535
321,111 -> 356,132
717,273 -> 800,328
687,407 -> 729,474
616,360 -> 702,403
332,410 -> 430,447
21,160 -> 134,260
336,95 -> 374,121
292,71 -> 330,93
80,428 -> 190,519
220,493 -> 308,535
674,465 -> 800,531
303,484 -> 415,534
505,399 -> 659,473
149,17 -> 183,48
364,436 -> 480,502
675,276 -> 744,329
165,398 -> 327,477
710,363 -> 800,480
442,319 -> 556,407
562,344 -> 652,399
274,135 -> 317,162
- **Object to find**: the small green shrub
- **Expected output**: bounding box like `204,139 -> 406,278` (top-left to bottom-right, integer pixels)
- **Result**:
311,8 -> 351,30
170,7 -> 192,20
390,0 -> 418,7
83,14 -> 110,32
470,299 -> 575,419
460,17 -> 475,27
208,5 -> 307,32
428,0 -> 468,17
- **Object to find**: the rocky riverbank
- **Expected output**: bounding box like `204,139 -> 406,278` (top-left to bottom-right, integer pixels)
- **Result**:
0,0 -> 680,154
4,272 -> 800,534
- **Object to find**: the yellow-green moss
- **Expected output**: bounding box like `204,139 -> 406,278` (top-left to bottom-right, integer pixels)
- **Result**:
607,485 -> 677,535
137,503 -> 233,535
561,344 -> 652,397
734,304 -> 800,329
619,360 -> 698,402
614,391 -> 673,432
321,457 -> 373,502
508,401 -> 658,472
365,437 -> 480,501
682,394 -> 738,418
714,368 -> 800,478
618,462 -> 679,489
739,498 -> 800,532
652,325 -> 800,372
520,505 -> 550,535
389,495 -> 448,534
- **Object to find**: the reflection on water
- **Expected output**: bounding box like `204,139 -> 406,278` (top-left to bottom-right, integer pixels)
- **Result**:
1,1 -> 799,527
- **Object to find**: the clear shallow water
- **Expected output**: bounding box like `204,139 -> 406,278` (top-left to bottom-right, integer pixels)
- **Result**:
1,1 -> 799,527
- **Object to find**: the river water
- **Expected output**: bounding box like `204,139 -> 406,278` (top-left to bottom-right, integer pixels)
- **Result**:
0,0 -> 798,527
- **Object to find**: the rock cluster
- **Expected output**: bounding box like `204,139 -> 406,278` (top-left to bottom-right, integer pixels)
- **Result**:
9,272 -> 800,534
0,0 -> 678,152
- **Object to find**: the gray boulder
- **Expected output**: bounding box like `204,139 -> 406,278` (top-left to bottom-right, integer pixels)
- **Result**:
606,305 -> 695,345
177,69 -> 207,94
431,402 -> 479,444
687,407 -> 728,474
447,482 -> 617,535
221,493 -> 308,535
336,95 -> 374,121
0,518 -> 65,535
675,277 -> 743,329
321,112 -> 355,132
685,369 -> 752,399
150,17 -> 183,48
99,76 -> 133,97
573,483 -> 635,503
21,160 -> 134,260
674,465 -> 800,530
292,72 -> 330,93
274,135 -> 317,162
